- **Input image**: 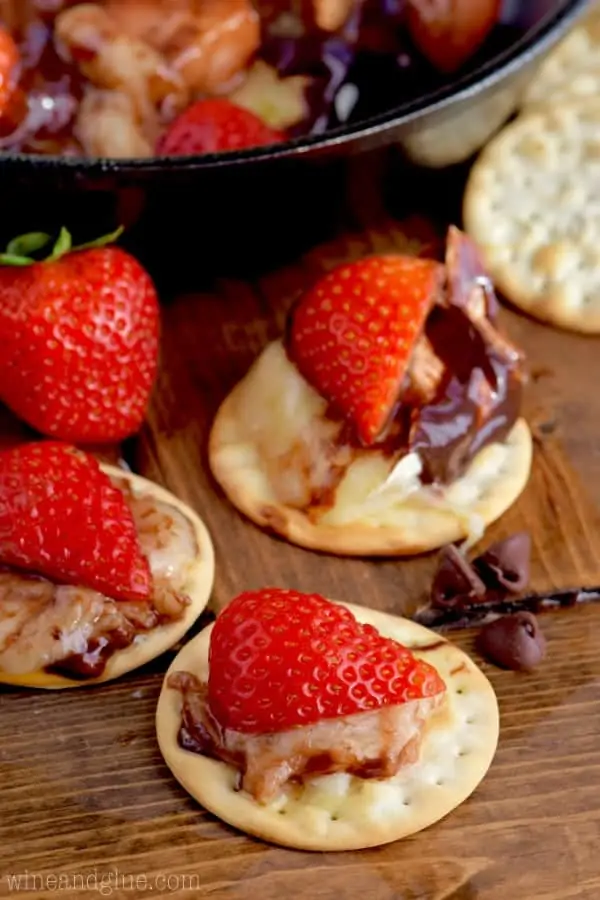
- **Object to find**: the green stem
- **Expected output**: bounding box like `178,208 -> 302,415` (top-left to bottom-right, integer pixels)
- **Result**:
0,225 -> 125,267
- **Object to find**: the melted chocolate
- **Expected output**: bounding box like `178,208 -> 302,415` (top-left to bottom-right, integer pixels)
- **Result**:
171,673 -> 247,770
412,303 -> 522,484
170,670 -> 430,799
45,627 -> 132,679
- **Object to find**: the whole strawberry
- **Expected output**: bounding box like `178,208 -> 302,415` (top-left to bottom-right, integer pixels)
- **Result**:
208,588 -> 445,733
0,227 -> 159,443
0,441 -> 151,601
157,98 -> 284,156
289,255 -> 443,445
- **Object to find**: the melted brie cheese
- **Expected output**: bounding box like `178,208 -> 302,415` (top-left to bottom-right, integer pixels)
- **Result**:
224,340 -> 522,543
0,481 -> 198,678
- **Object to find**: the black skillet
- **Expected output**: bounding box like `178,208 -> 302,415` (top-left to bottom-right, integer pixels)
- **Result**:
0,0 -> 589,282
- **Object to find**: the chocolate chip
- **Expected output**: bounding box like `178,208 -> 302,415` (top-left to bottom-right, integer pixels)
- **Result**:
476,612 -> 546,671
431,545 -> 487,609
473,532 -> 531,594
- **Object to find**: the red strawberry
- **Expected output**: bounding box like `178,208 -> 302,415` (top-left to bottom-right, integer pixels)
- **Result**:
289,255 -> 443,445
0,227 -> 159,443
157,99 -> 284,156
0,27 -> 19,117
0,442 -> 151,601
406,0 -> 501,72
208,588 -> 445,733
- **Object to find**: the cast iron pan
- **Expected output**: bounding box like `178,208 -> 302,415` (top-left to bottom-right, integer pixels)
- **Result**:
0,0 -> 588,282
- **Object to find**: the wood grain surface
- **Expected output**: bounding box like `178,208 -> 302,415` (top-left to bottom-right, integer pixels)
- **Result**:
2,150 -> 600,898
1,607 -> 599,900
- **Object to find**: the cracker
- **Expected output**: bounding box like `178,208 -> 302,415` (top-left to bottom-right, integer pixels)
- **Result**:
521,7 -> 600,112
463,98 -> 600,333
156,602 -> 499,852
209,340 -> 532,555
0,467 -> 215,689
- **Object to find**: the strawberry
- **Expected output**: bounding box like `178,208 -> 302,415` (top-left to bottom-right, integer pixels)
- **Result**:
406,0 -> 501,73
0,442 -> 151,601
157,99 -> 284,157
0,227 -> 159,443
0,27 -> 19,117
289,255 -> 443,445
208,588 -> 445,733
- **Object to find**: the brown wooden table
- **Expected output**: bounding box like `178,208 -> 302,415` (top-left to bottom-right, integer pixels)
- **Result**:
1,150 -> 600,900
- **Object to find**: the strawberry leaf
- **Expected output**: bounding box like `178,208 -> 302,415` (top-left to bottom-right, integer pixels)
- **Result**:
0,225 -> 126,267
0,253 -> 39,266
72,226 -> 125,253
5,232 -> 52,257
46,226 -> 73,262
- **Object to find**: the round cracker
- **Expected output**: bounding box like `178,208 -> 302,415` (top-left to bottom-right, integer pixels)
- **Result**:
208,343 -> 532,555
0,467 -> 215,690
156,602 -> 499,852
464,98 -> 600,333
521,7 -> 600,112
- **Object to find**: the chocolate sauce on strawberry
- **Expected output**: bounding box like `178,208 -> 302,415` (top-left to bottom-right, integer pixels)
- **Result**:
286,229 -> 524,496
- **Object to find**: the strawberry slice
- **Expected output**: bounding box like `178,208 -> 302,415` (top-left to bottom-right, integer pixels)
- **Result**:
208,588 -> 446,733
0,442 -> 151,601
157,98 -> 284,156
289,255 -> 443,445
406,0 -> 501,73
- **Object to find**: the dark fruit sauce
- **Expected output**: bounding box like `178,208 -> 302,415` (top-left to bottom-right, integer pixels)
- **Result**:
0,0 -> 526,157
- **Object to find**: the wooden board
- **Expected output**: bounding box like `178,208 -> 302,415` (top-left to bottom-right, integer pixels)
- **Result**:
2,150 -> 600,898
1,609 -> 600,900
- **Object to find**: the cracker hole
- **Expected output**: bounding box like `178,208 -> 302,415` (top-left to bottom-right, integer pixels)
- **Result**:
466,716 -> 475,725
456,687 -> 466,695
435,779 -> 445,787
330,814 -> 340,822
278,809 -> 287,816
457,749 -> 470,758
402,798 -> 412,807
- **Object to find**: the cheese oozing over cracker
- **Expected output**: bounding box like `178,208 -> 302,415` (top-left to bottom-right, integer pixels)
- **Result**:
228,338 -> 518,543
